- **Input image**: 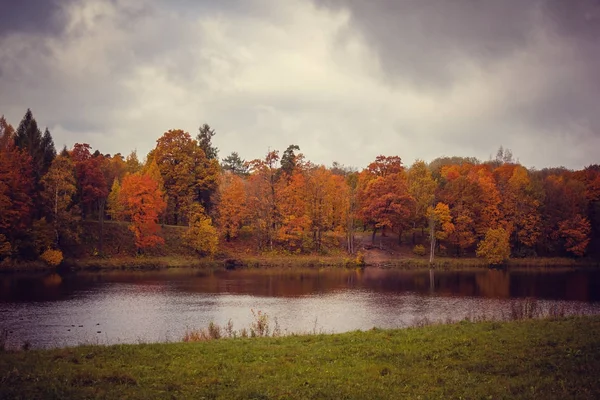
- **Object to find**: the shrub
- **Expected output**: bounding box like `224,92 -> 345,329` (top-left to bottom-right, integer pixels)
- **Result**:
183,204 -> 218,257
413,244 -> 426,256
355,251 -> 365,266
40,249 -> 63,267
476,228 -> 510,265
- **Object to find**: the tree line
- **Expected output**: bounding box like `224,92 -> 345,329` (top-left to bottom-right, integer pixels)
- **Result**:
1,110 -> 599,265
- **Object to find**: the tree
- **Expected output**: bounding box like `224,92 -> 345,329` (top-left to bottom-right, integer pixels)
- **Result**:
197,123 -> 219,160
280,144 -> 301,178
427,202 -> 454,263
408,160 -> 436,240
125,150 -> 142,175
476,227 -> 511,265
14,109 -> 56,181
119,173 -> 167,252
217,172 -> 248,241
184,203 -> 218,256
277,170 -> 311,251
107,178 -> 124,221
247,151 -> 280,250
72,143 -> 109,220
358,156 -> 415,244
558,214 -> 591,256
150,129 -> 219,223
0,118 -> 35,258
221,151 -> 249,176
40,155 -> 80,247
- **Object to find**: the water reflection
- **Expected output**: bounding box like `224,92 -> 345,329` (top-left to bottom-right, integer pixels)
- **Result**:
0,267 -> 599,348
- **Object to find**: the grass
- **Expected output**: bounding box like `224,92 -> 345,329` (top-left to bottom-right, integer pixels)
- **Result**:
1,316 -> 599,399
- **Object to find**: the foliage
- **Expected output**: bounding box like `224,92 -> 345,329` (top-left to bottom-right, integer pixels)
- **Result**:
14,109 -> 56,183
41,155 -> 80,246
183,204 -> 218,256
0,120 -> 34,258
1,111 -> 600,263
413,244 -> 426,256
39,248 -> 63,267
150,129 -> 220,223
358,156 -> 414,242
476,227 -> 511,265
408,160 -> 436,231
119,173 -> 167,251
196,123 -> 219,160
217,172 -> 248,241
221,151 -> 249,176
107,178 -> 123,221
72,143 -> 108,218
558,214 -> 591,256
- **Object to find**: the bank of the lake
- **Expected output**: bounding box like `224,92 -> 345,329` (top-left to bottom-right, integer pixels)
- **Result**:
3,254 -> 599,273
1,316 -> 599,399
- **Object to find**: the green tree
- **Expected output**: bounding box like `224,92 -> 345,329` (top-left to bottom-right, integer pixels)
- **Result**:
197,123 -> 219,160
14,109 -> 56,180
221,152 -> 249,176
280,144 -> 301,178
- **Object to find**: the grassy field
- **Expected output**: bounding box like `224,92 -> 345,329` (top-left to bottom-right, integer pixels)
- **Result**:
1,316 -> 599,399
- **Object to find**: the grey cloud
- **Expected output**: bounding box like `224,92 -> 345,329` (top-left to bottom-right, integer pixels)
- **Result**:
315,0 -> 600,164
314,0 -> 536,89
1,0 -> 598,171
0,0 -> 71,36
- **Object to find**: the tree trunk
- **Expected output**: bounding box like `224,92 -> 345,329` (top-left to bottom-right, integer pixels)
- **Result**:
98,198 -> 106,255
371,228 -> 378,244
429,218 -> 435,264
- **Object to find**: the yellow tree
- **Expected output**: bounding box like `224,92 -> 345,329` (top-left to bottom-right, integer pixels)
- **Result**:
408,160 -> 436,240
107,178 -> 123,221
149,129 -> 219,225
477,227 -> 511,265
184,203 -> 218,256
41,155 -> 81,247
427,202 -> 454,263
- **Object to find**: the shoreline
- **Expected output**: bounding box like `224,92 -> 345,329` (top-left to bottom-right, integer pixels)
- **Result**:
1,254 -> 598,273
1,316 -> 599,399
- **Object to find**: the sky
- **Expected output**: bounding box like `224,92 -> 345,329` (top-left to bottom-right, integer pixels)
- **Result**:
0,0 -> 599,170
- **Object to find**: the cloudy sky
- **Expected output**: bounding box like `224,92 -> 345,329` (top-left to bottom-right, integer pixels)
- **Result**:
0,0 -> 598,170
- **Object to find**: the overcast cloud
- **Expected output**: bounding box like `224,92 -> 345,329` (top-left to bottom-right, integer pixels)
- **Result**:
0,0 -> 598,169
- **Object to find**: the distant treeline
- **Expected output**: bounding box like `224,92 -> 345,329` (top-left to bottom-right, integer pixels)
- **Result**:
1,110 -> 599,266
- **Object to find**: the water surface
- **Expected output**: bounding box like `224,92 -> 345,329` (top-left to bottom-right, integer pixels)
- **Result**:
1,267 -> 599,349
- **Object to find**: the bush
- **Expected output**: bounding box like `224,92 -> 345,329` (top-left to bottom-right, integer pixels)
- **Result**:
476,228 -> 510,265
355,251 -> 365,266
40,249 -> 63,267
413,244 -> 426,257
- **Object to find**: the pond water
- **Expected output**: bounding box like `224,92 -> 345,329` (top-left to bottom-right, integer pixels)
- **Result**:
1,267 -> 599,349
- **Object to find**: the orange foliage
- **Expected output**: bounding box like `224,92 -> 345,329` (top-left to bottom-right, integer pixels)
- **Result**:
119,173 -> 167,250
217,172 -> 249,241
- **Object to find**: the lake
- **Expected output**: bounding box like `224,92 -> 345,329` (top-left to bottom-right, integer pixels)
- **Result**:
1,267 -> 599,349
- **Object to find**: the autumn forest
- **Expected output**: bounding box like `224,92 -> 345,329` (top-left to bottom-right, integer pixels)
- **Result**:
1,109 -> 599,267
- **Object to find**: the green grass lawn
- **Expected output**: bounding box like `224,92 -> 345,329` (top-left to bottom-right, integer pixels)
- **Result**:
1,316 -> 599,399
